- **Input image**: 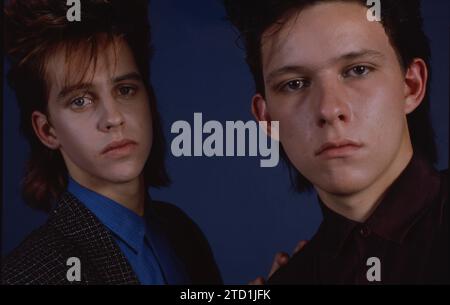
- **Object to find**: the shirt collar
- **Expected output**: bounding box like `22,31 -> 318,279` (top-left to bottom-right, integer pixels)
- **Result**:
366,154 -> 441,243
318,154 -> 441,256
317,199 -> 359,257
67,177 -> 149,253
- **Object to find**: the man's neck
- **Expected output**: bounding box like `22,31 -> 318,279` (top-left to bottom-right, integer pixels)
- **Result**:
70,175 -> 147,216
316,149 -> 413,223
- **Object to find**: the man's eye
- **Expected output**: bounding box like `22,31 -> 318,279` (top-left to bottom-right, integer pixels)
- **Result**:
118,85 -> 136,96
70,97 -> 93,109
281,79 -> 309,92
345,65 -> 372,77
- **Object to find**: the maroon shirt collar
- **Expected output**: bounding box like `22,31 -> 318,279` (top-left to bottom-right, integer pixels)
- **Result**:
317,154 -> 442,255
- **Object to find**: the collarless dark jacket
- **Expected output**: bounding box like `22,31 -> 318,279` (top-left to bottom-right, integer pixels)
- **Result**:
1,192 -> 222,285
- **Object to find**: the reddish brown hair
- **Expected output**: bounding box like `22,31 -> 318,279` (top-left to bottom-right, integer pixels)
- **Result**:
4,0 -> 170,211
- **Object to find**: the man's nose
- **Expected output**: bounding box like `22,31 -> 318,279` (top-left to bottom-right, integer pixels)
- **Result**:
98,95 -> 125,132
314,77 -> 352,128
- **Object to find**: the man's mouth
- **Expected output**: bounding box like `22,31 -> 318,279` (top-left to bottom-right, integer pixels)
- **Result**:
101,139 -> 137,156
315,139 -> 362,158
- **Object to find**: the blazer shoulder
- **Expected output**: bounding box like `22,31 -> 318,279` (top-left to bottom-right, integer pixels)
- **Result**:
150,200 -> 223,284
151,201 -> 210,237
2,222 -> 76,284
151,201 -> 193,222
150,200 -> 209,249
150,201 -> 212,250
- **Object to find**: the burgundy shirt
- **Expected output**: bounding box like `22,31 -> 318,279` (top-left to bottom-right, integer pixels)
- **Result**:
269,155 -> 449,284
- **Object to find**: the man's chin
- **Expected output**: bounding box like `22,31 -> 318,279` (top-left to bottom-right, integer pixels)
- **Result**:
99,169 -> 143,185
314,175 -> 371,197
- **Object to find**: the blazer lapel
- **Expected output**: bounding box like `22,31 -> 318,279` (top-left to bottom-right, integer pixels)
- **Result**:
48,192 -> 140,284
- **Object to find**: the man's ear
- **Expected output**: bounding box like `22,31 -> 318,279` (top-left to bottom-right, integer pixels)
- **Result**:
252,93 -> 278,138
31,111 -> 60,149
404,58 -> 428,115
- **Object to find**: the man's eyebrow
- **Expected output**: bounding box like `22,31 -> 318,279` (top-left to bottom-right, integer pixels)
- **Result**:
57,72 -> 143,99
112,72 -> 143,83
266,49 -> 385,83
266,66 -> 310,84
58,83 -> 92,99
336,49 -> 385,62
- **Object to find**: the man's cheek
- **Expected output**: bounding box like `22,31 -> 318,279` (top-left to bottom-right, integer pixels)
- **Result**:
279,126 -> 296,148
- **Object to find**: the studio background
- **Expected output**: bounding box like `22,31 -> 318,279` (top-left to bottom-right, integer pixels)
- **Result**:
2,0 -> 448,284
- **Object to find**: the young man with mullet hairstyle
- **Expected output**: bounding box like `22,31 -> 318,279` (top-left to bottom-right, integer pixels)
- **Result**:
224,0 -> 448,284
2,0 -> 222,285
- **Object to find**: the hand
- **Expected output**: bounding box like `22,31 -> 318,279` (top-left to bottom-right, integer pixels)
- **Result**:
248,240 -> 308,285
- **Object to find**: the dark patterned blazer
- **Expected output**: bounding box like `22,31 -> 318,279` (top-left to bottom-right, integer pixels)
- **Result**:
1,192 -> 222,285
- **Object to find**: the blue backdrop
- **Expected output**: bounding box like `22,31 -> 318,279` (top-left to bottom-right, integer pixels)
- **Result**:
2,0 -> 449,284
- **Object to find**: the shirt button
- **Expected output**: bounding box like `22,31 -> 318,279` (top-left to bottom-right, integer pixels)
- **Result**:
359,225 -> 371,238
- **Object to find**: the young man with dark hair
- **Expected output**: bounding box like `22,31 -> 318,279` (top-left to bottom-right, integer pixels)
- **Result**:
224,0 -> 448,284
2,0 -> 222,285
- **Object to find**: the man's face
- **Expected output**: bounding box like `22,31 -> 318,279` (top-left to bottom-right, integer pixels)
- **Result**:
42,38 -> 152,186
257,2 -> 419,196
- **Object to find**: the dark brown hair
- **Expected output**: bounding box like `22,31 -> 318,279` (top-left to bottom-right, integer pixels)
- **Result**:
224,0 -> 437,192
4,0 -> 170,211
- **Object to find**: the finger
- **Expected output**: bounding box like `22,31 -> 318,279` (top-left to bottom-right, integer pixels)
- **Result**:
293,240 -> 309,254
249,276 -> 265,285
268,252 -> 289,278
276,252 -> 290,266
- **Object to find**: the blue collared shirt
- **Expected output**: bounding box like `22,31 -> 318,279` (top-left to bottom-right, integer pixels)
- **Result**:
67,178 -> 169,284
